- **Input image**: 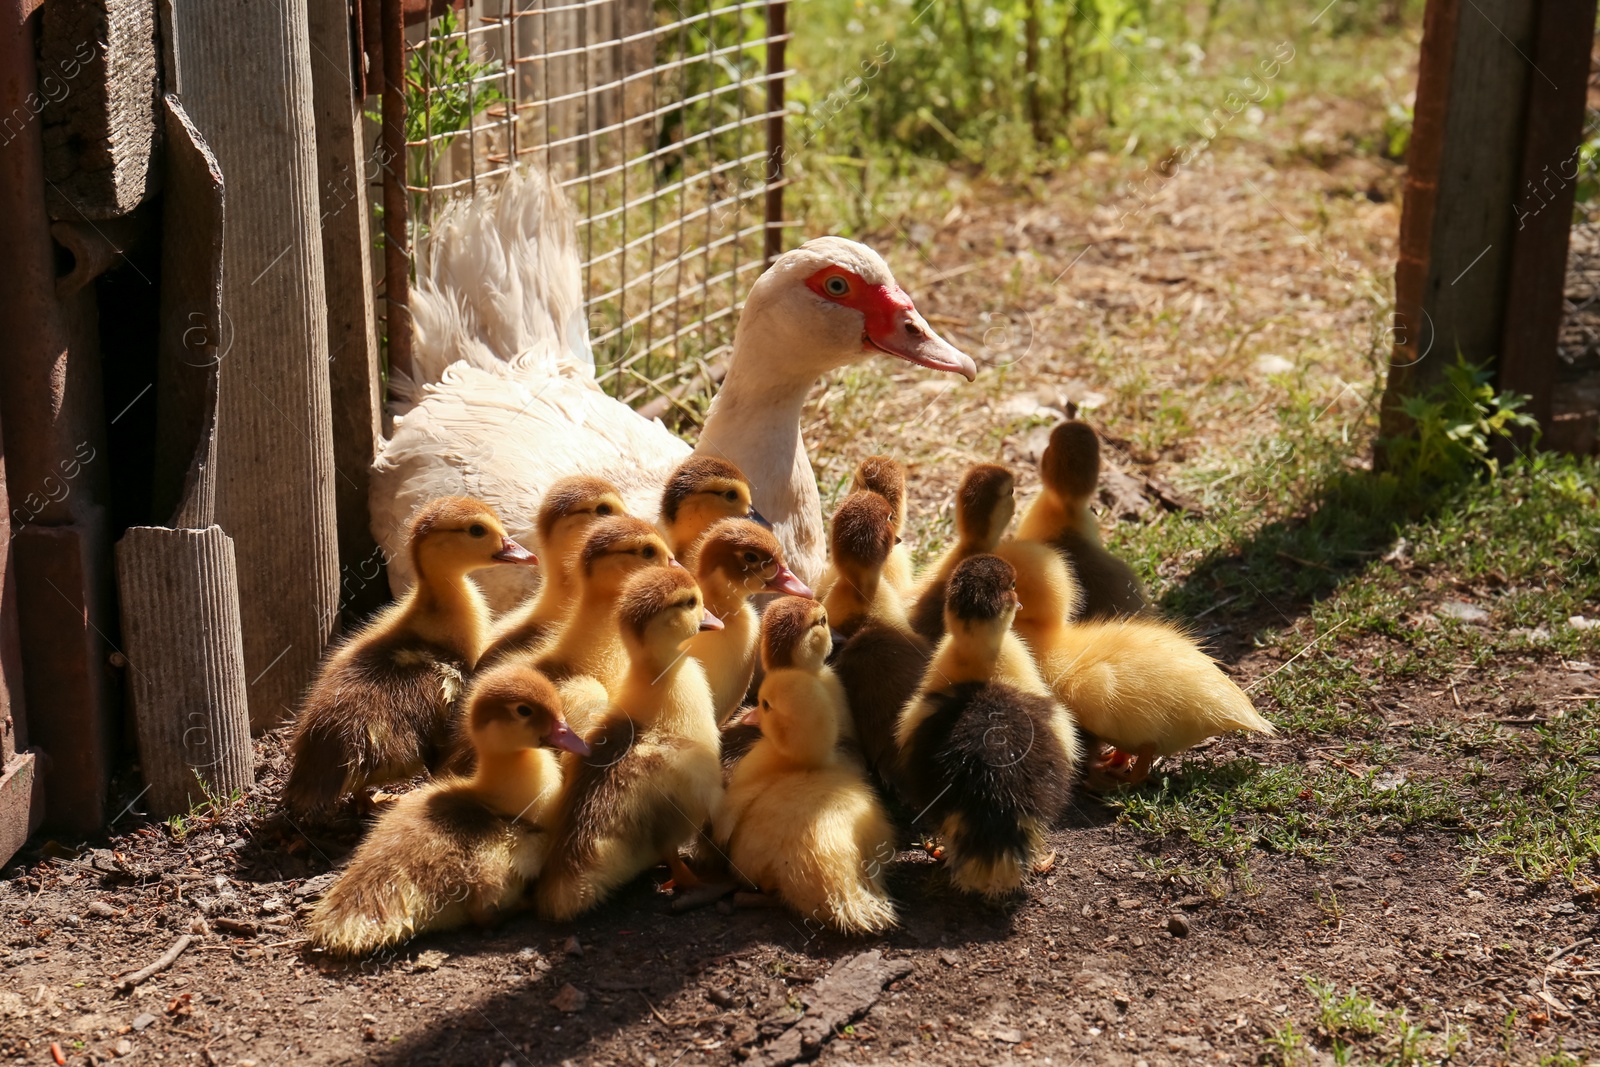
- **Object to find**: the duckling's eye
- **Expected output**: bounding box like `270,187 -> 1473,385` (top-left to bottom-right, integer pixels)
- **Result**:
742,551 -> 759,564
824,275 -> 849,296
515,704 -> 534,718
723,490 -> 739,502
595,503 -> 613,516
641,545 -> 657,560
469,523 -> 487,538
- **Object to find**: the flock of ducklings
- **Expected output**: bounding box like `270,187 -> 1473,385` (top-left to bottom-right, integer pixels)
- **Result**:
288,422 -> 1274,956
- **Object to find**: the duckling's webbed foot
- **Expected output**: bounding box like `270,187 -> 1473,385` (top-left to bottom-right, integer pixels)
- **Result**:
1083,744 -> 1157,791
663,853 -> 706,891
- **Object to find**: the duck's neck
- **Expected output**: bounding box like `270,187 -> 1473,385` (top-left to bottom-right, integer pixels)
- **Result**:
931,624 -> 1006,687
616,652 -> 715,741
401,563 -> 488,661
825,567 -> 900,634
543,587 -> 623,676
696,360 -> 822,581
466,748 -> 557,822
526,541 -> 580,625
1019,491 -> 1099,546
698,573 -> 748,621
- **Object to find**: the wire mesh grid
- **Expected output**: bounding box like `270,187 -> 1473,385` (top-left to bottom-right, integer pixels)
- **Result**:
397,0 -> 792,417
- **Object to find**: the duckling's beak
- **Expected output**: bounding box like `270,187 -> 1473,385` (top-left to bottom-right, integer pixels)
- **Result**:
747,506 -> 773,531
742,703 -> 763,729
668,557 -> 686,570
763,563 -> 812,598
543,718 -> 591,757
699,609 -> 725,632
493,537 -> 538,565
863,292 -> 978,381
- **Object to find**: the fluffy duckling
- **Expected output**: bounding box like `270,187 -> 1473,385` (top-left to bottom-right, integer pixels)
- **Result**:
532,516 -> 677,734
1011,545 -> 1271,787
685,518 -> 812,724
714,668 -> 898,934
658,455 -> 766,561
720,596 -> 857,775
907,464 -> 1016,642
993,538 -> 1085,654
817,456 -> 914,600
306,664 -> 589,956
827,492 -> 931,778
536,567 -> 724,920
283,497 -> 538,819
479,476 -> 627,670
1016,421 -> 1147,619
896,555 -> 1079,897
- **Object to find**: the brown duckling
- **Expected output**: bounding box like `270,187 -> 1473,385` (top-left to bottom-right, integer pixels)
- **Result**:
1016,421 -> 1147,619
685,518 -> 812,724
1003,542 -> 1270,788
532,515 -> 677,735
283,497 -> 537,819
479,476 -> 627,670
658,455 -> 766,561
906,463 -> 1016,642
817,455 -> 914,600
827,492 -> 931,779
896,555 -> 1079,897
536,567 -> 724,920
306,664 -> 589,956
719,596 -> 857,775
714,668 -> 898,935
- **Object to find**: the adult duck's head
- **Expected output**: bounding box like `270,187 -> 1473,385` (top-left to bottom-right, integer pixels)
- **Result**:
737,238 -> 977,385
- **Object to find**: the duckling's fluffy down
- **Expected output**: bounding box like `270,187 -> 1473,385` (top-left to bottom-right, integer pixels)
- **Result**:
718,763 -> 898,935
1040,618 -> 1272,755
306,785 -> 545,957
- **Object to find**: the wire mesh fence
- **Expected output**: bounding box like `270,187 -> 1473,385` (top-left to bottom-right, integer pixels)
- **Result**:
391,0 -> 791,419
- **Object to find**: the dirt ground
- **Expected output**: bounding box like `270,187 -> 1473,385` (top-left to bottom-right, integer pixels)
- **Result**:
5,37 -> 1600,1067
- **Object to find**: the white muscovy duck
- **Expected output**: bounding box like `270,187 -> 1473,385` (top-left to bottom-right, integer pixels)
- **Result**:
371,168 -> 975,609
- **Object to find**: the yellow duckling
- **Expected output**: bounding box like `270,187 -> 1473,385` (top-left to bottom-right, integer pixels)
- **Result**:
479,476 -> 627,670
993,538 -> 1084,655
896,555 -> 1079,897
685,518 -> 812,724
714,668 -> 898,935
907,463 -> 1016,642
816,455 -> 914,600
1016,420 -> 1147,619
283,497 -> 538,819
1011,538 -> 1272,786
306,664 -> 589,956
532,515 -> 677,734
658,455 -> 765,561
535,567 -> 724,920
720,596 -> 857,775
827,492 -> 931,778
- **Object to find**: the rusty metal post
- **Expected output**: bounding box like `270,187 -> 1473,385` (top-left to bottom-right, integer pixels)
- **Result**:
382,0 -> 412,385
763,0 -> 786,267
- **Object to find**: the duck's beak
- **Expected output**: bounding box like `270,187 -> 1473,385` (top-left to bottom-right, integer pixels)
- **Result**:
668,557 -> 686,570
741,703 -> 764,729
747,506 -> 773,531
864,293 -> 977,381
828,627 -> 850,656
699,609 -> 725,632
763,563 -> 812,598
493,537 -> 538,565
544,718 -> 591,757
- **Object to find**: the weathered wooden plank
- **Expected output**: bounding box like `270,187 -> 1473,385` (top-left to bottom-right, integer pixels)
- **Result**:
307,0 -> 386,623
0,401 -> 44,865
1498,0 -> 1598,440
1383,0 -> 1538,440
165,0 -> 341,730
39,0 -> 161,220
116,526 -> 252,815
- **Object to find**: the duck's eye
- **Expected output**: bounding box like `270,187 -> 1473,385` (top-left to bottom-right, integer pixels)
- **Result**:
724,490 -> 739,502
595,503 -> 613,516
824,275 -> 849,297
641,545 -> 657,560
742,551 -> 759,564
469,523 -> 487,538
515,704 -> 534,718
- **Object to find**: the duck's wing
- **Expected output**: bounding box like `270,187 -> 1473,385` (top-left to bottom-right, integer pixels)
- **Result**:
373,360 -> 689,608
